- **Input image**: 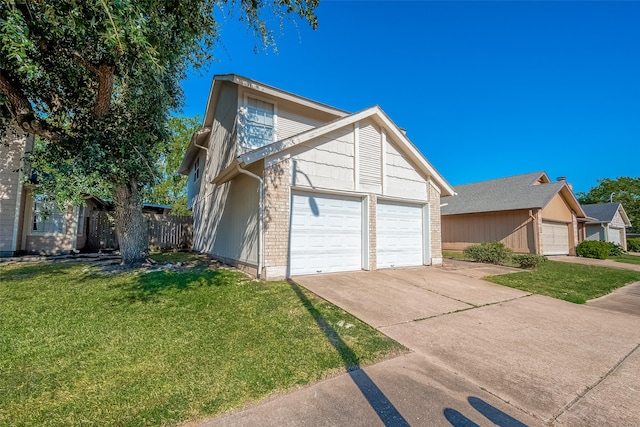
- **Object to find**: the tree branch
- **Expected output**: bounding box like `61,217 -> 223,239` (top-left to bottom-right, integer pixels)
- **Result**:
0,69 -> 65,141
72,53 -> 114,118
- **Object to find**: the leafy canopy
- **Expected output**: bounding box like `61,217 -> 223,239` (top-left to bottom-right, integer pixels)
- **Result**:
0,0 -> 319,201
577,177 -> 640,233
144,116 -> 201,216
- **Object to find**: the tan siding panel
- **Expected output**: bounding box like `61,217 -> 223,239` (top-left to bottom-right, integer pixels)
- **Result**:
290,127 -> 354,191
541,193 -> 573,222
442,210 -> 535,253
385,139 -> 428,200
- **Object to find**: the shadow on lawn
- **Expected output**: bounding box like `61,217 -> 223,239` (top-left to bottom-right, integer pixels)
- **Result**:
120,269 -> 238,303
288,280 -> 410,427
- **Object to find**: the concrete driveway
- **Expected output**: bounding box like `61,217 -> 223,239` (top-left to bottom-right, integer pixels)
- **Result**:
203,264 -> 640,427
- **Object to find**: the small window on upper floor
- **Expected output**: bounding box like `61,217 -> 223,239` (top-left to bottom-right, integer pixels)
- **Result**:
194,157 -> 200,182
243,96 -> 275,149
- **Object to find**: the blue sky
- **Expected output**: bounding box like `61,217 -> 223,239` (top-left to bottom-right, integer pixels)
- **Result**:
180,1 -> 640,195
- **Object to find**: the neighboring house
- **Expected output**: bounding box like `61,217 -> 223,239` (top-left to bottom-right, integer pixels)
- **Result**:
581,203 -> 632,250
1,123 -> 172,256
0,123 -> 33,257
441,172 -> 587,255
178,74 -> 454,279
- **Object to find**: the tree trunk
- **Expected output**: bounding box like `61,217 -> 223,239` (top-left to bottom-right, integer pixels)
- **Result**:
114,180 -> 148,265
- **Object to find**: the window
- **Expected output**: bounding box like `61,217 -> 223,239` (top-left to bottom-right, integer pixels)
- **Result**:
194,157 -> 200,182
244,96 -> 275,148
77,206 -> 85,235
31,195 -> 64,234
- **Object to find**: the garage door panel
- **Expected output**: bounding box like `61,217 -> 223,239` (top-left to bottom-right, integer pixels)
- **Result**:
377,201 -> 424,268
290,192 -> 362,275
542,221 -> 569,255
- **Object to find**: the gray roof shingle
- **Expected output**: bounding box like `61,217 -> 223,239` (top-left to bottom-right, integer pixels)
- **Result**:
581,203 -> 621,223
441,171 -> 567,215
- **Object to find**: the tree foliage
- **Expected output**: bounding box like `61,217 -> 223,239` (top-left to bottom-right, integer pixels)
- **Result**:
0,0 -> 319,262
577,177 -> 640,233
144,116 -> 201,216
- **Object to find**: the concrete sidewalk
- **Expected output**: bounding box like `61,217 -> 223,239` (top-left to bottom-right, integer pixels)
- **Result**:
552,255 -> 640,272
200,265 -> 640,426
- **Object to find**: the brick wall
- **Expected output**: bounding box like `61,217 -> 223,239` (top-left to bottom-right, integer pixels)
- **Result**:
368,193 -> 377,270
263,159 -> 291,279
429,183 -> 442,264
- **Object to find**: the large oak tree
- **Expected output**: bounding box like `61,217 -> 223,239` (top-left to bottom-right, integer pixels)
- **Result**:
0,0 -> 318,264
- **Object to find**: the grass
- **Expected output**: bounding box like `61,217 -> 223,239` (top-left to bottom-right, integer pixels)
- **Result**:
442,250 -> 469,261
613,253 -> 640,265
485,260 -> 640,304
0,254 -> 404,426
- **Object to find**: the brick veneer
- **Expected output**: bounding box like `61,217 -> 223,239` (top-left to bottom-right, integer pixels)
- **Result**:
429,183 -> 443,264
368,194 -> 377,270
263,159 -> 291,279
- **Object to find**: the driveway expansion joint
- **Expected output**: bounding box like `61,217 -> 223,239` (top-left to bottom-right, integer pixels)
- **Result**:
550,342 -> 640,423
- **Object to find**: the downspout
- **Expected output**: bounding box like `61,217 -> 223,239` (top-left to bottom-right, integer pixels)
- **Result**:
236,165 -> 264,278
193,127 -> 211,151
529,210 -> 540,254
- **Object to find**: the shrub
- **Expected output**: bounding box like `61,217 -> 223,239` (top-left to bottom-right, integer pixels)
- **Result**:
576,240 -> 610,259
628,238 -> 640,253
463,242 -> 512,265
608,242 -> 624,257
511,254 -> 547,269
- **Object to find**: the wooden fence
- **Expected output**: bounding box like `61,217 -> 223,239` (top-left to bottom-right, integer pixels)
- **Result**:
87,212 -> 193,251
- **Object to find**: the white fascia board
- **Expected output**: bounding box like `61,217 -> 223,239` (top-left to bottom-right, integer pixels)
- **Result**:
177,127 -> 211,175
618,205 -> 632,226
238,107 -> 379,166
210,160 -> 240,185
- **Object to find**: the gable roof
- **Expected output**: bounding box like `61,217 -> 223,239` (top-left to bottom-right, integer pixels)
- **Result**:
582,203 -> 631,226
441,171 -> 585,217
212,105 -> 455,196
178,74 -> 349,175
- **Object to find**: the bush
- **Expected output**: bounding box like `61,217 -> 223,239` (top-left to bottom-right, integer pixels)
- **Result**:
608,242 -> 624,257
463,242 -> 513,265
628,238 -> 640,253
576,240 -> 610,259
511,254 -> 547,269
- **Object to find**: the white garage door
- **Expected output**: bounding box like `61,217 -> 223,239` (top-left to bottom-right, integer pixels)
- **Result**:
290,192 -> 362,275
609,227 -> 623,246
376,201 -> 424,268
542,221 -> 570,255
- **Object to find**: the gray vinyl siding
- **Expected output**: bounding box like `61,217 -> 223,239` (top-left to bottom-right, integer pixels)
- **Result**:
585,224 -> 605,241
277,107 -> 324,141
192,162 -> 261,266
358,119 -> 382,193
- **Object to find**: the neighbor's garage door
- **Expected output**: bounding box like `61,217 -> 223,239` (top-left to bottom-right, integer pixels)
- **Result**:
376,201 -> 424,268
609,227 -> 623,246
289,192 -> 362,275
542,221 -> 570,255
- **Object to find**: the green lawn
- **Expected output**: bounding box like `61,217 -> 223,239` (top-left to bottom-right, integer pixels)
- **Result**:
485,260 -> 640,304
0,255 -> 404,426
613,253 -> 640,265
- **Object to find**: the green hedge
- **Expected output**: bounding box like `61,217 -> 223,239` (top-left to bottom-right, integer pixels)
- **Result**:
511,253 -> 548,269
628,238 -> 640,253
463,242 -> 512,264
576,240 -> 610,259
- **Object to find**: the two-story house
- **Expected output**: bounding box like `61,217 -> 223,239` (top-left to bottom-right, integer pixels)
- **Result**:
178,74 -> 454,279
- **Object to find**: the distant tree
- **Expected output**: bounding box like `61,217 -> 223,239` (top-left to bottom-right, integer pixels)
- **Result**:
144,116 -> 200,216
577,177 -> 640,233
0,0 -> 319,264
